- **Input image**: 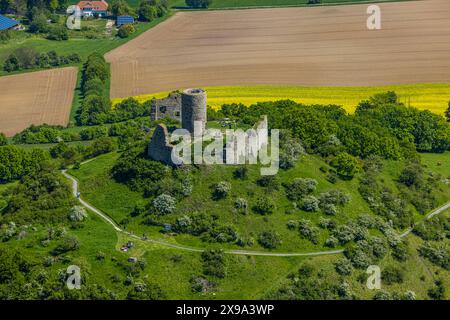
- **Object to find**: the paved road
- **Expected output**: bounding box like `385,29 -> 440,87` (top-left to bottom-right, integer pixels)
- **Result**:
62,169 -> 450,257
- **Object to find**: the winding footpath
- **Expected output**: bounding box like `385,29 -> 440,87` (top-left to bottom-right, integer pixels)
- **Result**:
62,170 -> 450,257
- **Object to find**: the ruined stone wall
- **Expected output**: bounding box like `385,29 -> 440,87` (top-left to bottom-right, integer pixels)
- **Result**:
150,92 -> 181,122
148,124 -> 179,166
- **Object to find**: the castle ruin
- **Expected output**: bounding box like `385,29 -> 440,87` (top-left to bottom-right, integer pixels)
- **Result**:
148,88 -> 269,167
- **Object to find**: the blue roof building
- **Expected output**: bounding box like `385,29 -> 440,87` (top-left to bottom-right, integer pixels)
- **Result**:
0,15 -> 19,32
117,15 -> 134,27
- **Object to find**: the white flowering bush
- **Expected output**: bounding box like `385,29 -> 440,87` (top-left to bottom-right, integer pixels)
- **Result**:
68,206 -> 87,222
153,194 -> 176,215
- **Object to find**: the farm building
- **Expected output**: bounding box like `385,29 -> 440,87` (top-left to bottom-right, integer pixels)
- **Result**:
0,14 -> 19,32
116,15 -> 134,26
77,0 -> 109,17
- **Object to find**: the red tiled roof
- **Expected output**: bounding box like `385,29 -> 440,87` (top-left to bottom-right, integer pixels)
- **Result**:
77,0 -> 109,11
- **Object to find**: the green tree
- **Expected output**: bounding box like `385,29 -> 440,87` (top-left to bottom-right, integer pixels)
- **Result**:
3,54 -> 19,72
47,25 -> 69,41
185,0 -> 212,8
258,230 -> 281,249
111,0 -> 133,16
138,1 -> 157,21
445,102 -> 450,122
78,95 -> 111,125
0,133 -> 7,146
29,14 -> 50,33
127,281 -> 166,300
117,24 -> 135,38
332,152 -> 359,179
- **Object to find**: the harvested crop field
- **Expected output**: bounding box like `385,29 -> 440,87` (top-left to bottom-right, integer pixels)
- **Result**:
106,0 -> 450,99
0,67 -> 77,136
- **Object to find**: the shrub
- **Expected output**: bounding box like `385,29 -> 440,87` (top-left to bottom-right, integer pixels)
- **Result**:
332,152 -> 360,179
335,258 -> 353,276
117,24 -> 135,38
391,242 -> 409,262
382,266 -> 404,285
3,54 -> 20,72
138,2 -> 158,22
418,242 -> 449,269
233,166 -> 248,179
298,219 -> 319,244
86,137 -> 116,157
428,280 -> 446,300
47,25 -> 69,41
201,249 -> 226,278
68,206 -> 87,222
325,236 -> 338,248
253,197 -> 275,215
371,237 -> 388,258
126,281 -> 166,300
185,0 -> 212,8
318,190 -> 350,206
256,175 -> 279,191
213,181 -> 231,199
152,194 -> 176,215
234,198 -> 248,211
287,220 -> 299,230
52,236 -> 80,255
258,231 -> 281,249
302,196 -> 319,212
79,126 -> 108,140
284,178 -> 317,201
333,225 -> 355,244
321,203 -> 338,215
0,133 -> 7,146
373,290 -> 392,300
404,291 -> 416,300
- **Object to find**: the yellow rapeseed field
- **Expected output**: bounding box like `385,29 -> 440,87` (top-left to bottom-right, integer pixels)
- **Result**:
112,84 -> 450,115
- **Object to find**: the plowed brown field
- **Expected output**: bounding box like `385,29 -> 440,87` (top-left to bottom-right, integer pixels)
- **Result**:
0,67 -> 77,136
106,0 -> 450,99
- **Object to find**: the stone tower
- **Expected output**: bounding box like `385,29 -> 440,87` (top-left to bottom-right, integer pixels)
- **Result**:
181,88 -> 207,137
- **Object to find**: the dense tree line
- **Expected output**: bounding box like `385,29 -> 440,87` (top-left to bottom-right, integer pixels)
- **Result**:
185,0 -> 212,9
3,47 -> 80,72
12,119 -> 150,152
0,0 -> 68,15
78,54 -> 152,125
138,0 -> 168,22
0,145 -> 47,183
1,163 -> 76,224
215,92 -> 450,158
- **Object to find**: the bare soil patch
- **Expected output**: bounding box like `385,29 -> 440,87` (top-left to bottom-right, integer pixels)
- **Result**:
0,67 -> 77,136
106,0 -> 450,99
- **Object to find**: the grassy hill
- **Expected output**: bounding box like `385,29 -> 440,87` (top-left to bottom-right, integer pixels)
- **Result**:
68,151 -> 450,251
61,150 -> 450,299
